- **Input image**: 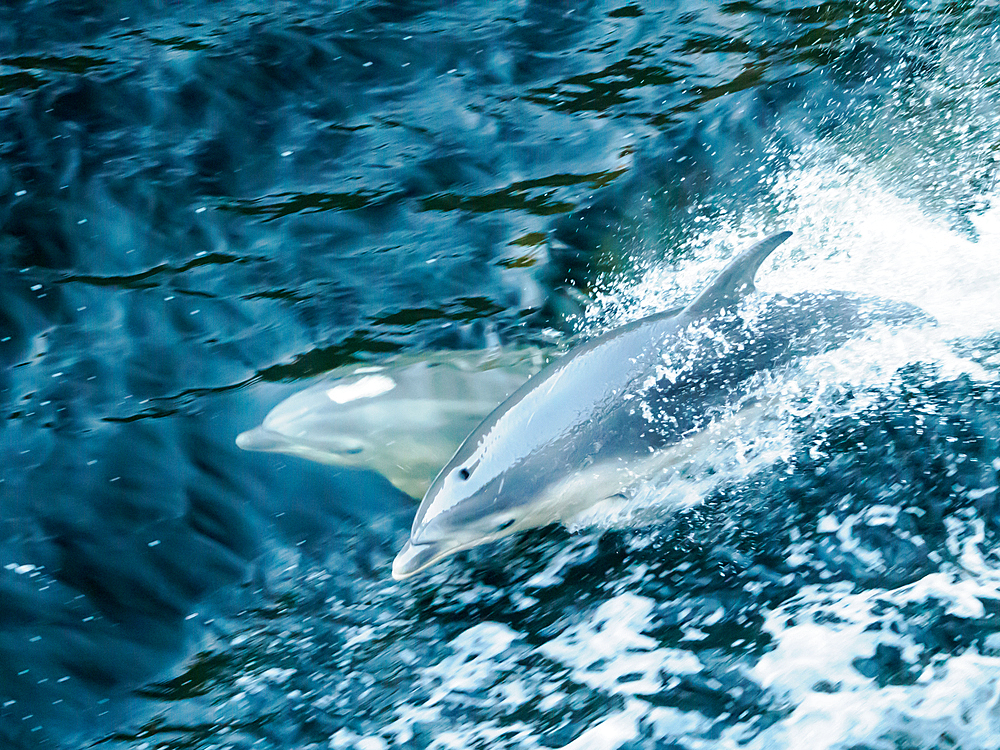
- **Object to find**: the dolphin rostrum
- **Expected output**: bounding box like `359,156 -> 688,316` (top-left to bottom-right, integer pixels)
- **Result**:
392,231 -> 927,579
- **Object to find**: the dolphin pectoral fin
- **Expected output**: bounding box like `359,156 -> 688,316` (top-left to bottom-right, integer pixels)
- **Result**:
392,539 -> 452,580
684,231 -> 792,316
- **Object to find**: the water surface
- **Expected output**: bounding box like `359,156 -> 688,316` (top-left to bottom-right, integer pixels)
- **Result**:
1,1 -> 999,748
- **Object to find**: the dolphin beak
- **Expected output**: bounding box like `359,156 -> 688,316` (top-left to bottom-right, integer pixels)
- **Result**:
392,539 -> 452,580
236,426 -> 284,451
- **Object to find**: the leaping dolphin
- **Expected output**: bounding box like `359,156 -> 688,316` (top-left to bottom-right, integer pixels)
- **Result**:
392,231 -> 926,579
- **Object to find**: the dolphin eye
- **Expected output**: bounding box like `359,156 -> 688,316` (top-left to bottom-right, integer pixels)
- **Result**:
495,518 -> 515,531
458,467 -> 470,480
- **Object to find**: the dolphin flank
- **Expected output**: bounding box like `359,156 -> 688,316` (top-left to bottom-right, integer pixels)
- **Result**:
392,231 -> 925,580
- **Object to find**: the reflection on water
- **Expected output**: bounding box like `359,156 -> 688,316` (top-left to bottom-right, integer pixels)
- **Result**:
1,0 -> 999,748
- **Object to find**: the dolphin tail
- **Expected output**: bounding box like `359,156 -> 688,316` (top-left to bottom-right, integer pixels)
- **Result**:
683,231 -> 792,317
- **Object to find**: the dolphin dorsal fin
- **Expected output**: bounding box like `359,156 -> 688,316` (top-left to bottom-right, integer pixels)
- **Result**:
683,231 -> 792,317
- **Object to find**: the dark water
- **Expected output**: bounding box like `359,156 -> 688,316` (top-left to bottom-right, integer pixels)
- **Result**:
2,1 -> 999,748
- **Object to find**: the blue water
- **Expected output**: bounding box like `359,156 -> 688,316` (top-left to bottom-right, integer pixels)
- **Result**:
2,1 -> 1000,748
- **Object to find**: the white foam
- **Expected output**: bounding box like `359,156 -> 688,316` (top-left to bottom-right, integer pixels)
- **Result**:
741,563 -> 1000,750
553,703 -> 644,750
540,594 -> 702,696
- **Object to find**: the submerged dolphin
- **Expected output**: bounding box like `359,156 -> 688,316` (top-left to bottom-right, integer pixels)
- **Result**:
237,348 -> 548,497
393,231 -> 926,579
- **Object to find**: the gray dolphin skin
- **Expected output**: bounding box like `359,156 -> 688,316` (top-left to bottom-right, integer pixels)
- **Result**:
392,231 -> 927,579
